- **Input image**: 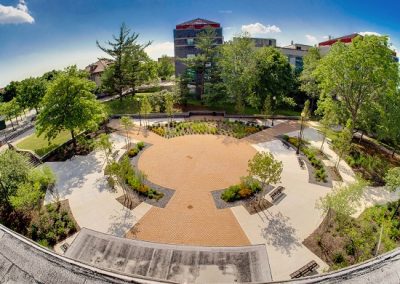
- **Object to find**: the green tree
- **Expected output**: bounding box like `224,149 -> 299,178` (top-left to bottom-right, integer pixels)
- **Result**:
252,47 -> 295,111
0,150 -> 31,208
17,77 -> 47,113
97,23 -> 151,100
36,66 -> 106,149
317,178 -> 368,228
0,99 -> 23,130
248,152 -> 283,189
296,100 -> 311,154
157,55 -> 174,80
140,95 -> 152,127
315,35 -> 399,132
218,34 -> 257,113
182,27 -> 219,99
262,95 -> 273,127
9,165 -> 55,213
95,133 -> 113,165
164,91 -> 175,124
333,119 -> 353,168
1,81 -> 19,102
317,96 -> 338,151
120,116 -> 133,148
300,47 -> 321,112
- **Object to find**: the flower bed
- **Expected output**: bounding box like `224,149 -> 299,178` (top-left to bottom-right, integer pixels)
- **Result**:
105,147 -> 164,201
148,120 -> 264,139
221,177 -> 262,202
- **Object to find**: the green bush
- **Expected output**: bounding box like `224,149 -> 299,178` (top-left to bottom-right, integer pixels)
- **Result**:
128,147 -> 139,157
221,185 -> 241,202
136,141 -> 145,150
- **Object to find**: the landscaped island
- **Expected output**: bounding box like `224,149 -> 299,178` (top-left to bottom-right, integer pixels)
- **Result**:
149,120 -> 264,139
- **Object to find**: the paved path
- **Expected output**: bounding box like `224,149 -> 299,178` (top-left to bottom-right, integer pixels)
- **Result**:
232,140 -> 330,280
44,133 -> 152,237
244,120 -> 300,144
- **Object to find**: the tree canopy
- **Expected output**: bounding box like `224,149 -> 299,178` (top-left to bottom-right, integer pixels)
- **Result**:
98,23 -> 151,99
248,152 -> 283,188
17,77 -> 47,113
315,35 -> 399,131
36,66 -> 106,148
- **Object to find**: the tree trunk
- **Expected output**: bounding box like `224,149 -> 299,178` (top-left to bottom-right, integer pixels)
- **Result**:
70,130 -> 77,150
320,135 -> 326,151
391,200 -> 400,220
392,149 -> 396,158
359,131 -> 364,143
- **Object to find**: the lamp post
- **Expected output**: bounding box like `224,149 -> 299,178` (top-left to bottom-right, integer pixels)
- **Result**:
136,97 -> 141,133
271,96 -> 276,126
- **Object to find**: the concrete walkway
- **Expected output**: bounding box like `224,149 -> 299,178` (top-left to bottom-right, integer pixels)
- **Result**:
232,140 -> 330,280
44,133 -> 152,237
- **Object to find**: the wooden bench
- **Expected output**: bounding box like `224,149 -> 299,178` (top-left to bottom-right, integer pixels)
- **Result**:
281,140 -> 291,149
297,157 -> 305,169
290,260 -> 319,279
269,186 -> 285,202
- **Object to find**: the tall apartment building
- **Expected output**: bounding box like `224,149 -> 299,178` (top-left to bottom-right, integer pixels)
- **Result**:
173,18 -> 223,77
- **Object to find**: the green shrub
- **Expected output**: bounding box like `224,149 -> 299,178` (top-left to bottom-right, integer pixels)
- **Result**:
38,239 -> 50,248
333,252 -> 345,264
45,231 -> 57,245
221,185 -> 241,202
136,141 -> 145,150
282,135 -> 289,141
128,147 -> 139,157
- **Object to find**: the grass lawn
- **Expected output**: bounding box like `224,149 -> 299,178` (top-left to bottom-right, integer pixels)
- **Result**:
103,93 -> 152,115
16,131 -> 71,157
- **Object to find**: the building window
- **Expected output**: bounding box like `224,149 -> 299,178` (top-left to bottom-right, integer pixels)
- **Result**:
187,54 -> 195,59
187,38 -> 194,45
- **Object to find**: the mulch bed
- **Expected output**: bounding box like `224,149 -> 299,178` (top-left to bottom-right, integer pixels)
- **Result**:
211,185 -> 274,214
116,195 -> 142,210
128,142 -> 175,208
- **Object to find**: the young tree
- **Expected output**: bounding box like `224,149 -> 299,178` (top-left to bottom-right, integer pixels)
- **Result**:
157,55 -> 174,80
95,133 -> 113,165
248,152 -> 283,205
317,178 -> 368,228
218,34 -> 257,113
164,92 -> 175,124
262,95 -> 273,127
248,152 -> 283,189
140,96 -> 152,128
315,35 -> 398,131
300,47 -> 321,112
333,119 -> 353,168
36,66 -> 106,149
252,47 -> 295,111
16,77 -> 47,113
97,23 -> 151,100
120,116 -> 133,148
296,100 -> 311,154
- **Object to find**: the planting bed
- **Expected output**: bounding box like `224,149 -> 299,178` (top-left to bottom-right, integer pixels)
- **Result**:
148,120 -> 265,139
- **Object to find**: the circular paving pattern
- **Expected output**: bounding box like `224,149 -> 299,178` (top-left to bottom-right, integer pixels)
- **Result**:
128,135 -> 257,246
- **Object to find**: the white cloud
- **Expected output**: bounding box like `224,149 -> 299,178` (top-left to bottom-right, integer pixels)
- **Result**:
241,23 -> 281,35
219,10 -> 232,14
359,31 -> 382,36
0,0 -> 34,24
144,41 -> 174,60
305,34 -> 318,44
322,35 -> 329,39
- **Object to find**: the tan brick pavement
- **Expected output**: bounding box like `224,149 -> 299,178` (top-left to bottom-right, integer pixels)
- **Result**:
124,134 -> 255,246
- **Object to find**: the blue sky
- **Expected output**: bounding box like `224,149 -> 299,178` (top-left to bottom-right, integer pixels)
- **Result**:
0,0 -> 399,87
